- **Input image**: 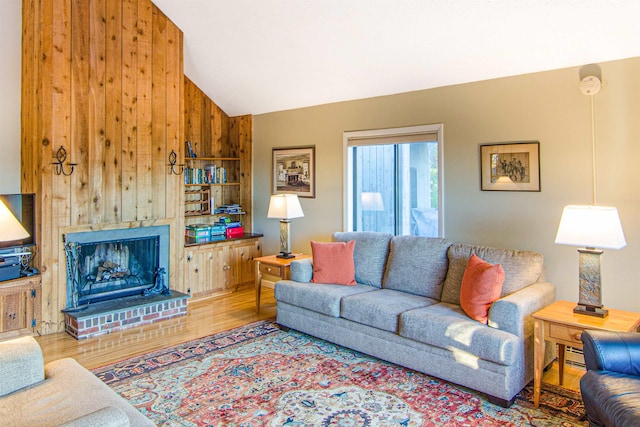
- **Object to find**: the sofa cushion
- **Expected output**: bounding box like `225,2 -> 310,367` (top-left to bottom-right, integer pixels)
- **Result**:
333,231 -> 392,288
275,280 -> 376,317
382,236 -> 451,298
460,254 -> 505,324
341,289 -> 437,333
0,357 -> 154,427
0,336 -> 44,397
310,240 -> 356,285
441,243 -> 544,305
399,303 -> 519,366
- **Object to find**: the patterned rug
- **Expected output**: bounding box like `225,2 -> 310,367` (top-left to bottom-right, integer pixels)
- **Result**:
93,320 -> 587,426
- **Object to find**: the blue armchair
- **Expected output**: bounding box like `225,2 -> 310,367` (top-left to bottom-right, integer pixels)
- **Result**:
580,330 -> 640,426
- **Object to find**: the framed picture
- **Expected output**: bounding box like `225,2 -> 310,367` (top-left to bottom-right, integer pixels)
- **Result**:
272,146 -> 316,198
480,141 -> 540,191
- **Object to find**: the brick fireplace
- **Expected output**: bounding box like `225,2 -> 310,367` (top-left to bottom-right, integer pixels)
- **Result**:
62,225 -> 188,339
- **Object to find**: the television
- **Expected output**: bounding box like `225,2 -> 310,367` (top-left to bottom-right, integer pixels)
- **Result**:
0,193 -> 37,251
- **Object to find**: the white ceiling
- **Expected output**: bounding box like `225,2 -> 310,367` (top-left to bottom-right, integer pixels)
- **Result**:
154,1 -> 640,116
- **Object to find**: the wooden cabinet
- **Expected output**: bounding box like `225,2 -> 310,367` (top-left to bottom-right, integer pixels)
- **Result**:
0,275 -> 42,339
184,245 -> 226,297
184,237 -> 262,299
227,239 -> 263,288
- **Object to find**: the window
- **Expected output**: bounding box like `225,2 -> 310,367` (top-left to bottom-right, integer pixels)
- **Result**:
343,124 -> 443,237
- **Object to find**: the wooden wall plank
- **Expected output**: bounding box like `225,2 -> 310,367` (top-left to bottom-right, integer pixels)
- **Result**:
211,104 -> 224,157
120,0 -> 138,222
38,0 -> 56,329
70,0 -> 90,225
104,0 -> 123,223
48,0 -> 73,332
166,15 -> 184,292
88,0 -> 107,224
135,0 -> 153,220
151,6 -> 167,219
165,17 -> 182,220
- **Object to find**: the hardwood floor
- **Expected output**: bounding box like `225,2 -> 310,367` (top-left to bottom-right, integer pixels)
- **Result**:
36,287 -> 583,392
36,286 -> 277,369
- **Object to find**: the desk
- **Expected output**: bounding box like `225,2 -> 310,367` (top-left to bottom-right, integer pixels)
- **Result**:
254,254 -> 311,313
532,300 -> 640,407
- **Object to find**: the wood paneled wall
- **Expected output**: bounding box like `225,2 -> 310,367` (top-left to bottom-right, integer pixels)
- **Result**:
21,0 -> 184,332
184,77 -> 253,231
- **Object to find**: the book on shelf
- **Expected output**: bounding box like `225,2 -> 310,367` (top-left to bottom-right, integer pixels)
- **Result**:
185,141 -> 196,158
184,165 -> 227,185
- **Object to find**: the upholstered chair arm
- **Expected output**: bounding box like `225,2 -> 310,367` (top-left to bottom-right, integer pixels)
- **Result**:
582,330 -> 640,376
57,406 -> 131,427
488,281 -> 556,336
289,258 -> 313,282
0,335 -> 45,396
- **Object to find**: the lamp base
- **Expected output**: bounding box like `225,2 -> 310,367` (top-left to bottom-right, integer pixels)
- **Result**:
573,304 -> 608,318
276,252 -> 296,259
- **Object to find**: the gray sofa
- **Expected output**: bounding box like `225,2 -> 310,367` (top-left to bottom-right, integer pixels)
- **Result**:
275,231 -> 556,406
0,335 -> 153,427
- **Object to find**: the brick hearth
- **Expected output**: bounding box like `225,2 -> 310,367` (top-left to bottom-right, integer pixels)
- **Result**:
63,291 -> 189,339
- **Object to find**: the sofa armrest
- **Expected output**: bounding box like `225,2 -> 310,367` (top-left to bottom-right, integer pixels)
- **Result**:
57,406 -> 131,427
0,335 -> 45,397
582,330 -> 640,376
488,281 -> 556,336
290,258 -> 313,282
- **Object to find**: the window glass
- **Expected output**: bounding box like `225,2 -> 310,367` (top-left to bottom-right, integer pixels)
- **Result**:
346,128 -> 441,237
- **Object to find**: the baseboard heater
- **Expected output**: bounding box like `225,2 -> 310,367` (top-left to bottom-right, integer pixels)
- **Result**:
565,346 -> 585,369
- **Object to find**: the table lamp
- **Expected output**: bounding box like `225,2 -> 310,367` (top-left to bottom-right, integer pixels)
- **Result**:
0,199 -> 30,243
267,194 -> 304,259
555,205 -> 626,317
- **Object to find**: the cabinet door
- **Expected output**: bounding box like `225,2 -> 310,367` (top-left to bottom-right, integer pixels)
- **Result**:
225,240 -> 262,290
184,246 -> 226,297
0,277 -> 41,337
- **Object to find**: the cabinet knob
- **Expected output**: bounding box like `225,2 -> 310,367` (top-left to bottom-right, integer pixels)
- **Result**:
574,332 -> 582,341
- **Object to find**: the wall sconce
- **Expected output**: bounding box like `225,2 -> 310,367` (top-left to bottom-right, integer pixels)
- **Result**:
168,150 -> 184,175
52,146 -> 76,176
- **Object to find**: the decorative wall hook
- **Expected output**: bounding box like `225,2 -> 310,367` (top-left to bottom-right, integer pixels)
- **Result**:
168,150 -> 185,175
52,146 -> 77,176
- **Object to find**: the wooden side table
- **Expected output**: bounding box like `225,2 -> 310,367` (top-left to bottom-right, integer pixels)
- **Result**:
254,254 -> 311,313
532,300 -> 640,407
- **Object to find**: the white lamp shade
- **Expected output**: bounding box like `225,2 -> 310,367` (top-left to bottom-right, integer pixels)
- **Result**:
0,200 -> 30,242
555,205 -> 626,249
267,194 -> 304,219
361,192 -> 384,211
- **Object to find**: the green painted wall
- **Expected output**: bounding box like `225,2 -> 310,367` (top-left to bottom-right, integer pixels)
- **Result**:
254,57 -> 640,312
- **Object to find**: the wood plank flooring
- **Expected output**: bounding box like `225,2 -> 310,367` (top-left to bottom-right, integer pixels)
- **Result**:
35,287 -> 583,392
36,286 -> 277,369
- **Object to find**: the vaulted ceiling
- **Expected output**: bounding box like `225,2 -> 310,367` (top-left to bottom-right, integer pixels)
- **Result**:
152,1 -> 640,116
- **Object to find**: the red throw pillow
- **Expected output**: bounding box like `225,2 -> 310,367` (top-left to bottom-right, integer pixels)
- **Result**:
460,254 -> 505,324
310,240 -> 356,286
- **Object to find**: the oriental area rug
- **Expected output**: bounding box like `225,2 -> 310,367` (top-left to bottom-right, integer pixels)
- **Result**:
93,320 -> 587,426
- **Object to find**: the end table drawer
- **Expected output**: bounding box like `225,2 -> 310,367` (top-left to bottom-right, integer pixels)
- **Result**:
548,323 -> 584,345
259,263 -> 284,278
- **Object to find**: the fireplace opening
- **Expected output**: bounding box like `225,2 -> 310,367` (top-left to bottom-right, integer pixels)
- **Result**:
63,225 -> 170,310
